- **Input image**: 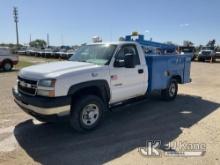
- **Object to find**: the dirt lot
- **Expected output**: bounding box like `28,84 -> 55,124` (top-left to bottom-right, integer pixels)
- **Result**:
0,57 -> 220,165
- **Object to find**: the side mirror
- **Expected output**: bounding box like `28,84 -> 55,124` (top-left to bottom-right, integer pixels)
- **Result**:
114,59 -> 125,67
124,53 -> 135,68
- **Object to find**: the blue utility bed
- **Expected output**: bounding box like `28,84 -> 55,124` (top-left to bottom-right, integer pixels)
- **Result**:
145,54 -> 191,93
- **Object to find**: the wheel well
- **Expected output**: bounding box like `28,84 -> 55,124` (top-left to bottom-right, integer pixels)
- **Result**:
3,59 -> 12,65
71,86 -> 107,103
68,80 -> 110,104
172,75 -> 182,83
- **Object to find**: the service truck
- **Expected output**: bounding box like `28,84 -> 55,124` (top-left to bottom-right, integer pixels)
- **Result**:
12,35 -> 191,132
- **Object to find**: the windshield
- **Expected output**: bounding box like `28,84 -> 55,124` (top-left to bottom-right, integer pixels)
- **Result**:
69,44 -> 117,65
202,47 -> 214,51
181,48 -> 194,53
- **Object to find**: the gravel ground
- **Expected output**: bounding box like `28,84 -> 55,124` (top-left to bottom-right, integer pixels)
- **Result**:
0,58 -> 220,165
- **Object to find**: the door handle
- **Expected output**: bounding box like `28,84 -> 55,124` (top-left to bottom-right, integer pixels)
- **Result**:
138,69 -> 144,74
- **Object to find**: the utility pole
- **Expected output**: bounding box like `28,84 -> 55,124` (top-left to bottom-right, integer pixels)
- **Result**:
47,33 -> 50,47
13,7 -> 19,48
30,34 -> 32,43
61,34 -> 64,46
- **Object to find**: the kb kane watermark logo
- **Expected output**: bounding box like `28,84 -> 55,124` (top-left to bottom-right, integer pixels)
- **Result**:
139,140 -> 206,157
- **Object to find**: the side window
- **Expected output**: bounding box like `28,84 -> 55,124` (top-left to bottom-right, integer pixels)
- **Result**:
115,45 -> 140,65
0,49 -> 9,56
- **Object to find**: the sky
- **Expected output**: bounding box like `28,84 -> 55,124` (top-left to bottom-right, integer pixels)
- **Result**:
0,0 -> 220,46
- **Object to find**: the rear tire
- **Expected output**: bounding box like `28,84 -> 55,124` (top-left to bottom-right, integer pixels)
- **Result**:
211,57 -> 216,62
198,57 -> 204,62
70,95 -> 105,132
161,79 -> 178,101
191,55 -> 196,61
3,61 -> 12,71
198,58 -> 200,61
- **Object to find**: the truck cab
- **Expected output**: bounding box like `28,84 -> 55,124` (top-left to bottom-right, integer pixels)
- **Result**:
12,40 -> 191,132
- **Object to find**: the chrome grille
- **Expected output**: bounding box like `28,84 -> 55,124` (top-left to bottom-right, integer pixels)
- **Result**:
202,51 -> 211,56
17,76 -> 38,96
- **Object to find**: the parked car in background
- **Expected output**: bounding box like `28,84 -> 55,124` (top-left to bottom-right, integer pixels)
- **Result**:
179,46 -> 196,61
60,49 -> 75,59
216,51 -> 220,59
35,49 -> 45,57
16,46 -> 76,59
26,47 -> 37,56
198,47 -> 216,62
54,49 -> 67,58
0,47 -> 19,71
43,48 -> 53,58
215,47 -> 220,59
17,47 -> 27,55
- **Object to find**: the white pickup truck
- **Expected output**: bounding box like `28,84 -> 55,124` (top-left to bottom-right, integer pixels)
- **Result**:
0,47 -> 19,71
198,47 -> 216,62
13,41 -> 191,132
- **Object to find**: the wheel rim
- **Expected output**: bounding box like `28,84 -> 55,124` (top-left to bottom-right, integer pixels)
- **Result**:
81,104 -> 99,126
4,63 -> 11,71
169,83 -> 176,97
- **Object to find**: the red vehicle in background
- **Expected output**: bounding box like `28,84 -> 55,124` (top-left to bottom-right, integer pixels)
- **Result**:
0,47 -> 19,71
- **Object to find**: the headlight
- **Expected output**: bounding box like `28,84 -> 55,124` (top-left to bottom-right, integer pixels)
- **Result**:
37,79 -> 56,97
38,79 -> 56,87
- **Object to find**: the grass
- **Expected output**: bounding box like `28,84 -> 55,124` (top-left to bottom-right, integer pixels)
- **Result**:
15,60 -> 34,69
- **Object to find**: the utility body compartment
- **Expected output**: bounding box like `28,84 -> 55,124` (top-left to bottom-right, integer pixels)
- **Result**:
145,54 -> 191,93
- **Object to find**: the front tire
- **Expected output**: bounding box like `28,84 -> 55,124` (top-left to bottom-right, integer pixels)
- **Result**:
198,57 -> 205,62
70,95 -> 105,132
3,61 -> 12,71
211,57 -> 216,62
161,79 -> 178,101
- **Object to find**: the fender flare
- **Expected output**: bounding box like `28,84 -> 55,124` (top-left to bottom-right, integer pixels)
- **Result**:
171,75 -> 182,84
67,80 -> 111,102
2,59 -> 13,64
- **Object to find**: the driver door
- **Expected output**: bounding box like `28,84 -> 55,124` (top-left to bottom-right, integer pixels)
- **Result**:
109,44 -> 147,103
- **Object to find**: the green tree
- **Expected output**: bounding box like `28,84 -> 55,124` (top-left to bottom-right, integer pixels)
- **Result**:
206,39 -> 216,47
118,37 -> 125,41
183,40 -> 194,47
29,39 -> 47,48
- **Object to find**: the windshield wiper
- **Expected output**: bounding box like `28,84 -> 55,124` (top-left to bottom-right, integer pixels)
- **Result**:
79,60 -> 87,62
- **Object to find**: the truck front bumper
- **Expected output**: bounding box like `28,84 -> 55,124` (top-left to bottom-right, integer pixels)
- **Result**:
12,87 -> 71,117
198,55 -> 214,59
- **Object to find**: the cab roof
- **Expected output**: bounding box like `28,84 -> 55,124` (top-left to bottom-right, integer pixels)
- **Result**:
86,41 -> 139,46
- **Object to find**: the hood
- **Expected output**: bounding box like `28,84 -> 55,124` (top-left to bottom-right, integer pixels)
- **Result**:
199,50 -> 213,55
19,61 -> 99,80
202,50 -> 212,52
